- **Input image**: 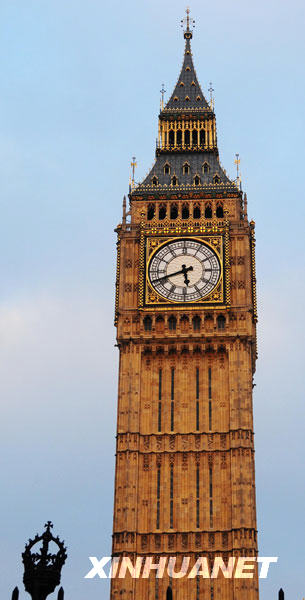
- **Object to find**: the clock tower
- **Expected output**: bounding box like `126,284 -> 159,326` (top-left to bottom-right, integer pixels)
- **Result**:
111,10 -> 259,600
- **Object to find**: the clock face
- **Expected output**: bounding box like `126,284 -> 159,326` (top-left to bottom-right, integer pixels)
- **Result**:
148,238 -> 221,303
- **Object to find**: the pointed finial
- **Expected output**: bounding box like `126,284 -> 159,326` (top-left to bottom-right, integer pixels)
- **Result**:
208,82 -> 214,110
243,192 -> 248,220
122,195 -> 126,224
160,83 -> 166,110
11,587 -> 19,600
130,156 -> 137,191
181,7 -> 195,39
234,153 -> 241,189
58,587 -> 64,600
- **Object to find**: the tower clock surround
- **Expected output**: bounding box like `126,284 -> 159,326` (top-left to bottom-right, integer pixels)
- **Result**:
148,238 -> 221,303
111,9 -> 259,600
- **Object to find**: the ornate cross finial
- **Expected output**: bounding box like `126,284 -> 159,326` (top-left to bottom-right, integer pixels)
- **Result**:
130,156 -> 137,190
208,82 -> 214,109
44,521 -> 53,532
181,7 -> 195,39
160,83 -> 166,110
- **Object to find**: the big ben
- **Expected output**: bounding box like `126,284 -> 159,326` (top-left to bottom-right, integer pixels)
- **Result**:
111,9 -> 259,600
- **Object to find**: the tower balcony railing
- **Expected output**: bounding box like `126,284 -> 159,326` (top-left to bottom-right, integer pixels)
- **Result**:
156,141 -> 216,153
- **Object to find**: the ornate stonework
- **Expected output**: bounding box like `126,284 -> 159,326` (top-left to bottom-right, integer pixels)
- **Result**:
111,11 -> 259,600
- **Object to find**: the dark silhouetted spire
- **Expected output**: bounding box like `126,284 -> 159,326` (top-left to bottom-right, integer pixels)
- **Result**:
11,587 -> 19,600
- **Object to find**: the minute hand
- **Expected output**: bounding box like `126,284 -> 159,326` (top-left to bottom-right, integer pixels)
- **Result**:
153,265 -> 193,284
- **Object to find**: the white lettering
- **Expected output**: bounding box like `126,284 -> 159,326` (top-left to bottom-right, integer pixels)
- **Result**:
84,557 -> 111,579
257,557 -> 278,579
211,557 -> 236,578
142,556 -> 167,578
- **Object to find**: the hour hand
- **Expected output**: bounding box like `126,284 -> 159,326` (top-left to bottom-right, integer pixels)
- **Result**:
181,264 -> 193,286
152,264 -> 193,285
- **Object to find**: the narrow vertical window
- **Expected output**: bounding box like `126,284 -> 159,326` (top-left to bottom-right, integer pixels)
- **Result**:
196,466 -> 200,528
156,466 -> 161,529
196,575 -> 200,600
170,464 -> 174,528
196,367 -> 199,430
208,366 -> 212,430
158,368 -> 162,432
155,577 -> 159,600
209,466 -> 213,528
171,367 -> 175,431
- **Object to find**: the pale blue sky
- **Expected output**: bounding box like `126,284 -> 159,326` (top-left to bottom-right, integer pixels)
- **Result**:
0,1 -> 304,599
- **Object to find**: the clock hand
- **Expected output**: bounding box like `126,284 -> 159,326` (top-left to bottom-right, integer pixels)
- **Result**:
181,263 -> 192,286
152,265 -> 193,284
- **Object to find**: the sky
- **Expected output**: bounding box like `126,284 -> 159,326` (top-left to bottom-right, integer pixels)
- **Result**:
0,0 -> 304,598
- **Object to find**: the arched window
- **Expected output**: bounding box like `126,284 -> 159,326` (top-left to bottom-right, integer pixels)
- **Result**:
180,315 -> 189,332
191,80 -> 196,87
179,81 -> 185,87
184,130 -> 190,145
185,96 -> 190,102
192,316 -> 201,331
170,203 -> 178,219
177,130 -> 182,145
216,203 -> 224,218
143,316 -> 152,331
152,176 -> 158,186
159,204 -> 166,220
164,163 -> 170,175
192,129 -> 198,146
200,129 -> 205,146
194,175 -> 200,186
147,204 -> 155,220
217,315 -> 226,330
171,176 -> 178,186
168,316 -> 177,331
205,314 -> 213,329
205,203 -> 212,218
213,174 -> 220,184
156,316 -> 164,333
197,95 -> 201,102
169,130 -> 174,145
166,587 -> 173,600
193,204 -> 201,219
182,203 -> 189,219
203,162 -> 210,174
182,162 -> 190,175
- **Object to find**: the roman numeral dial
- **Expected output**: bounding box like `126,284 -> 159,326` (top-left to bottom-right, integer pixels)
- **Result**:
148,239 -> 221,303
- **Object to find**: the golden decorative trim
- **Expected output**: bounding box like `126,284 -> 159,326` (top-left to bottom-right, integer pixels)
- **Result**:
250,223 -> 258,323
143,217 -> 227,237
138,215 -> 146,308
140,231 -> 230,309
224,214 -> 231,305
114,235 -> 121,326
